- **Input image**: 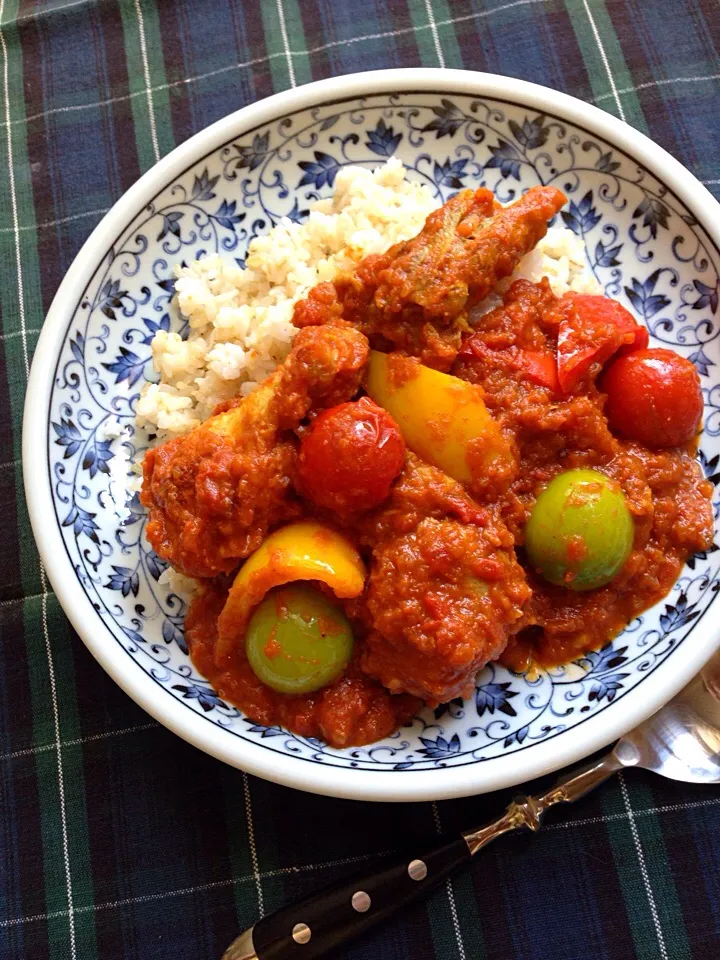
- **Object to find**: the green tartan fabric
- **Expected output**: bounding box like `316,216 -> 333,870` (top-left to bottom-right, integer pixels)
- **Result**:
1,2 -> 719,959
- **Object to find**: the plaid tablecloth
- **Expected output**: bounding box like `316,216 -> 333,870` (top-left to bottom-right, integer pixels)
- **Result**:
1,2 -> 719,958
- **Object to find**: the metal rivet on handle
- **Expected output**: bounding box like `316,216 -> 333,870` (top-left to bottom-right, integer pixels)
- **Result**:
292,923 -> 311,944
408,859 -> 428,881
351,891 -> 371,913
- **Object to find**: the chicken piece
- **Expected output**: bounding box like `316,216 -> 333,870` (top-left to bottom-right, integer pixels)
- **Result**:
141,323 -> 369,578
354,455 -> 530,703
294,185 -> 567,369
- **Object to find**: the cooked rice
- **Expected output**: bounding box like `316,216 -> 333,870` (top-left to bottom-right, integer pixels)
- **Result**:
158,566 -> 200,601
97,417 -> 133,521
136,159 -> 600,443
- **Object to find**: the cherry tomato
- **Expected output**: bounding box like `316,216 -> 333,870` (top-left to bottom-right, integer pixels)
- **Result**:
296,397 -> 405,514
602,348 -> 704,448
557,293 -> 649,393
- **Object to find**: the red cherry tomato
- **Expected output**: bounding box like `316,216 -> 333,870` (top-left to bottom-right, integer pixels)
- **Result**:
557,294 -> 649,393
603,348 -> 704,448
296,397 -> 405,514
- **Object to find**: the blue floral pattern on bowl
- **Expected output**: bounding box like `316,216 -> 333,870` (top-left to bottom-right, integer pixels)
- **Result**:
48,92 -> 720,772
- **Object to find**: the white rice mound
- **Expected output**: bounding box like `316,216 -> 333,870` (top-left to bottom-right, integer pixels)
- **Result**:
136,159 -> 600,443
136,158 -> 435,440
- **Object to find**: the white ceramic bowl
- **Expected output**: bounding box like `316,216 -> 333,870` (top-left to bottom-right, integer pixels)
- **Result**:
23,69 -> 720,801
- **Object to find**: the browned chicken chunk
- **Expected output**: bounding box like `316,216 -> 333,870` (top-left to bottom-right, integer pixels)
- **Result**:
354,455 -> 531,703
294,185 -> 567,369
141,323 -> 369,578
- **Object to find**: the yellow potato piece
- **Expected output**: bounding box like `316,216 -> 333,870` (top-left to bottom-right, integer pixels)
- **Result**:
366,350 -> 513,487
215,521 -> 366,659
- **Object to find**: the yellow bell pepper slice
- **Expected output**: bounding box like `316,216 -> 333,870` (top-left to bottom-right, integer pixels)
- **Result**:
215,521 -> 366,659
365,350 -> 514,490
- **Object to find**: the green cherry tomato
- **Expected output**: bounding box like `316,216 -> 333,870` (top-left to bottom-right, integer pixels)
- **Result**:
246,583 -> 354,694
525,468 -> 634,591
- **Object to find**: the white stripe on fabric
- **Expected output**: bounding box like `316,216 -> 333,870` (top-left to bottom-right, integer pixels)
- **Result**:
0,590 -> 47,607
546,795 -> 720,830
0,328 -> 40,341
242,772 -> 265,916
425,0 -> 446,68
0,206 -> 110,233
581,0 -> 626,121
0,9 -> 28,376
19,0 -> 90,19
595,71 -> 720,102
0,5 -> 76,955
275,0 -> 296,88
0,851 -> 391,928
431,802 -> 466,960
619,772 -> 669,960
133,0 -> 160,163
0,722 -> 161,763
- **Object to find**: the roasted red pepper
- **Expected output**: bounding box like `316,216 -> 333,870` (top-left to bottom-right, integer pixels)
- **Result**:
459,338 -> 559,392
510,348 -> 560,391
556,293 -> 649,393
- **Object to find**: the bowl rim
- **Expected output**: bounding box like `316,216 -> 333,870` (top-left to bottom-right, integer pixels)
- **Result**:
23,67 -> 720,801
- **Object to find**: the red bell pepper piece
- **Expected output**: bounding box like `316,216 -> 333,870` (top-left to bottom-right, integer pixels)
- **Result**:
459,337 -> 559,392
511,349 -> 560,391
557,293 -> 649,393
